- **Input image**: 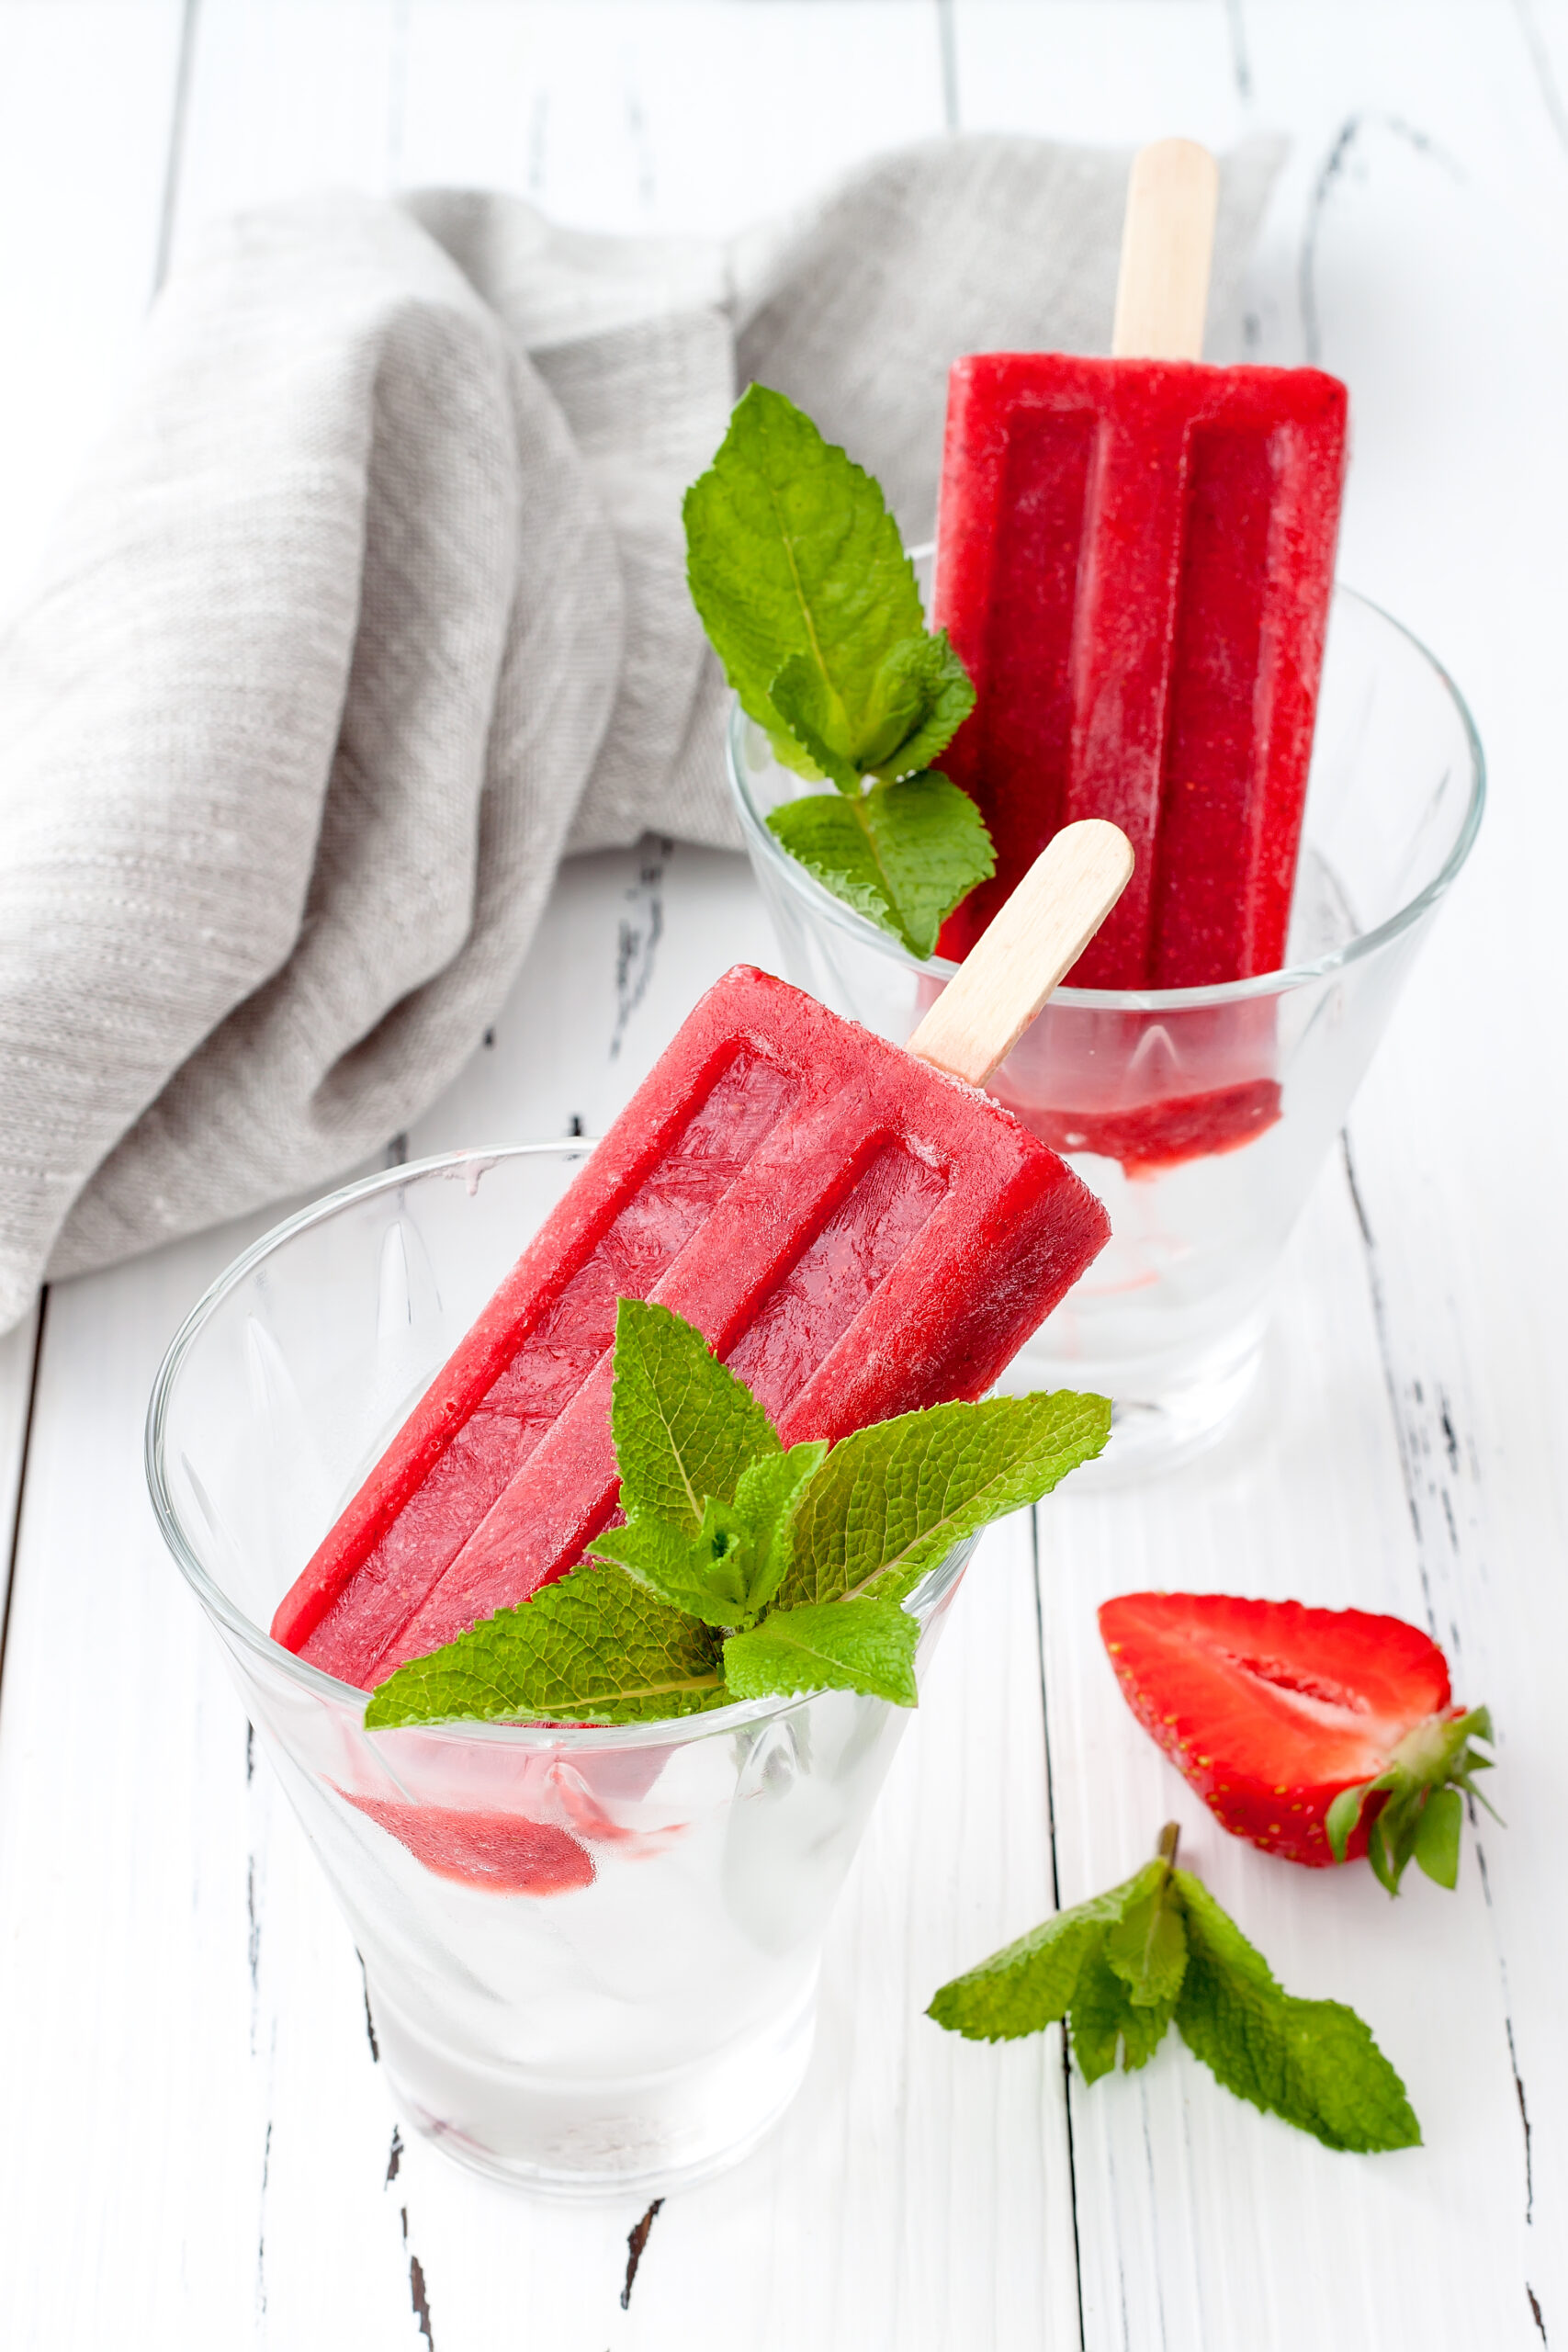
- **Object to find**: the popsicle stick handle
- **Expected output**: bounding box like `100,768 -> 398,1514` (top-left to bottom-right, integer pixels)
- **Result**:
1111,138 -> 1219,361
906,820 -> 1134,1089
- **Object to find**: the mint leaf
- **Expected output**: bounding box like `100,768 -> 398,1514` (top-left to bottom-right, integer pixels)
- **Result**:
685,382 -> 990,952
765,791 -> 907,939
1071,1945 -> 1179,2081
368,1311 -> 1111,1734
926,1863 -> 1156,2043
1172,1869 -> 1421,2153
611,1297 -> 779,1531
764,763 -> 994,958
586,1512 -> 750,1627
731,1439 -> 830,1617
1105,1874 -> 1189,2007
779,1392 -> 1111,1611
770,632 -> 975,786
856,770 -> 994,957
1077,1861 -> 1187,2075
365,1567 -> 728,1729
723,1595 -> 919,1706
771,766 -> 991,959
930,1836 -> 1420,2154
684,383 -> 929,775
870,631 -> 976,777
766,770 -> 994,959
771,766 -> 1001,959
768,654 -> 863,792
591,1437 -> 829,1628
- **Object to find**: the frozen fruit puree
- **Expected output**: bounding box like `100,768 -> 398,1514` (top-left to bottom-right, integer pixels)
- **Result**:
933,353 -> 1348,991
273,966 -> 1110,1690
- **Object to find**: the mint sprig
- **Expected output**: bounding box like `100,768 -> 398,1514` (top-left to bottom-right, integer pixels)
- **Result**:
609,1290 -> 781,1525
363,1569 -> 727,1729
725,1598 -> 919,1707
366,1300 -> 1109,1730
777,1390 -> 1112,1611
767,773 -> 994,966
683,384 -> 993,957
1325,1705 -> 1498,1894
928,1825 -> 1421,2155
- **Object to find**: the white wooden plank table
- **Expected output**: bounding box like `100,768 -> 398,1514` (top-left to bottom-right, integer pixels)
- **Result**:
0,4 -> 1562,2346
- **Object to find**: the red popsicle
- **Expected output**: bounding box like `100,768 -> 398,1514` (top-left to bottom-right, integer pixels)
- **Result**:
933,142 -> 1348,992
933,350 -> 1345,990
273,824 -> 1134,1691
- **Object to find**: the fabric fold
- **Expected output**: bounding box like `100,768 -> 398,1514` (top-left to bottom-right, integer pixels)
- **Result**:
0,135 -> 1284,1327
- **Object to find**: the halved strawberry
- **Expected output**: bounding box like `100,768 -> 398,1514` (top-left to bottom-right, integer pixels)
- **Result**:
1098,1592 -> 1495,1893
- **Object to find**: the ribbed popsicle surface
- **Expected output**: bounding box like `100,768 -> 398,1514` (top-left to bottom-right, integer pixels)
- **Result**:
272,968 -> 1110,1689
933,354 -> 1348,989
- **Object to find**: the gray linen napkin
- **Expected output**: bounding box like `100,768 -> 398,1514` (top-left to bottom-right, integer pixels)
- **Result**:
0,134 -> 1281,1330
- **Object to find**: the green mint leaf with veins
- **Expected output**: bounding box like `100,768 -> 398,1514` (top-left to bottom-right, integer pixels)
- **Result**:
683,383 -> 933,777
589,1440 -> 829,1627
367,1308 -> 1110,1729
763,792 -> 900,937
730,1440 -> 830,1617
723,1596 -> 919,1706
684,384 -> 989,952
779,1392 -> 1111,1612
1106,1872 -> 1190,2007
769,632 -> 976,792
611,1296 -> 780,1531
586,1512 -> 750,1627
1071,1946 -> 1179,2082
870,630 -> 976,777
857,770 -> 993,954
929,1829 -> 1421,2154
926,1861 -> 1161,2047
768,771 -> 994,960
365,1568 -> 728,1729
1172,1868 -> 1421,2153
768,654 -> 865,792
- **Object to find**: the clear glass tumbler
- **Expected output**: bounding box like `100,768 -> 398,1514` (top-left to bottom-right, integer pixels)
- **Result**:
729,588 -> 1483,1471
146,1146 -> 973,2197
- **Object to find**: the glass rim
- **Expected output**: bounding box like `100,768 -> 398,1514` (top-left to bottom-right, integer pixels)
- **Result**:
145,1142 -> 966,1753
726,582 -> 1486,1011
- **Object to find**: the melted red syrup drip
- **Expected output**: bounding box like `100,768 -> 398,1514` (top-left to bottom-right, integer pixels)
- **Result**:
998,1077 -> 1281,1177
345,1793 -> 595,1896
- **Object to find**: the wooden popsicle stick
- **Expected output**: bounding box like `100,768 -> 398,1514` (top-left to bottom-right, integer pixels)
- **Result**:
1111,137 -> 1219,361
906,820 -> 1134,1088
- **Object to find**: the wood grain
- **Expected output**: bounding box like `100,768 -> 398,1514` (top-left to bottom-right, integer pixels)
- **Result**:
0,2 -> 1562,2346
956,2 -> 1568,2342
0,1 -> 189,618
907,820 -> 1134,1085
1111,138 -> 1219,361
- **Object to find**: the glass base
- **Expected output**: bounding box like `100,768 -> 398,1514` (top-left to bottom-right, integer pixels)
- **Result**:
998,1311 -> 1268,1482
372,1970 -> 818,2199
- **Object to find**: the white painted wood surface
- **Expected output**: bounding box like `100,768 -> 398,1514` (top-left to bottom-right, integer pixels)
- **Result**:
0,4 -> 1562,2346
